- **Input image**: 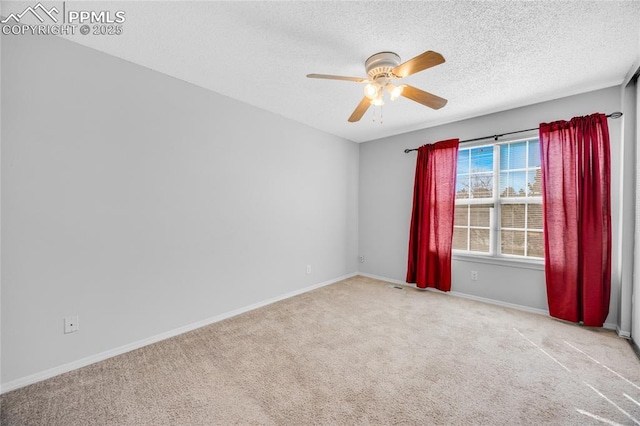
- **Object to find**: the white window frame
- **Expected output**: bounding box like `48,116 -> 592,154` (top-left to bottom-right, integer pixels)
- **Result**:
452,136 -> 544,269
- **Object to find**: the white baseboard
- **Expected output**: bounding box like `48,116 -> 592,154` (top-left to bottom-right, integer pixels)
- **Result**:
448,290 -> 549,316
358,272 -> 548,314
616,325 -> 631,339
358,272 -> 406,286
631,338 -> 640,359
0,272 -> 357,394
357,272 -> 619,332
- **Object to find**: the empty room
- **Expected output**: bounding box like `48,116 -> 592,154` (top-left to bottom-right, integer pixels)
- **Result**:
2,1 -> 640,424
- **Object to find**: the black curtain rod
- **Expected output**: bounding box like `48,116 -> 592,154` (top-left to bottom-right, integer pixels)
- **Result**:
403,111 -> 624,153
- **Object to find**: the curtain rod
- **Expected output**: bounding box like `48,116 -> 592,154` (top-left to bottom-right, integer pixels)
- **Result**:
403,111 -> 623,153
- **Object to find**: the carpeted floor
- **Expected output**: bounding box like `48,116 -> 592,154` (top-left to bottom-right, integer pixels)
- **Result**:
2,275 -> 639,425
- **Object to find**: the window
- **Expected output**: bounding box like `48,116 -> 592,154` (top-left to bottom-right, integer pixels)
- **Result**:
453,138 -> 543,260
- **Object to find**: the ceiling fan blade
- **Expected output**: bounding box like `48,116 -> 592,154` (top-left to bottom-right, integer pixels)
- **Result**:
392,51 -> 445,78
307,74 -> 366,83
348,97 -> 371,122
401,85 -> 448,110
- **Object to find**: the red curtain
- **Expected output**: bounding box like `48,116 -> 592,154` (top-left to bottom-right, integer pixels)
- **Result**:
406,139 -> 459,291
539,113 -> 611,327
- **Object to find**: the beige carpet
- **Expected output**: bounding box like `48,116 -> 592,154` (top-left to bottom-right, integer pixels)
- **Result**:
2,275 -> 639,425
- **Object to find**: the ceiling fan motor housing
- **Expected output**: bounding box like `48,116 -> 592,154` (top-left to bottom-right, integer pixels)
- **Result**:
365,52 -> 401,82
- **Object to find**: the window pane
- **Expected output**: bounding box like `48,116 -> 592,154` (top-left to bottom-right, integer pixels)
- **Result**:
501,230 -> 525,255
508,142 -> 526,169
511,171 -> 527,197
470,147 -> 493,172
527,169 -> 542,196
455,205 -> 469,226
528,140 -> 541,168
499,172 -> 511,197
527,231 -> 544,258
457,150 -> 470,173
470,228 -> 490,252
500,171 -> 526,197
470,204 -> 491,227
456,174 -> 470,199
453,227 -> 468,250
470,173 -> 493,198
527,204 -> 543,229
500,144 -> 509,171
501,204 -> 525,228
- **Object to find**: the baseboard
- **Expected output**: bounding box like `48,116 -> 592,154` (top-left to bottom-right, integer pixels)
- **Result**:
358,272 -> 406,286
0,272 -> 357,394
616,325 -> 632,339
358,272 -> 549,314
357,272 -> 619,331
630,338 -> 640,360
447,290 -> 549,316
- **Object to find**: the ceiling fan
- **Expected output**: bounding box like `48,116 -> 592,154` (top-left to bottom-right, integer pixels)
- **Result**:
307,50 -> 447,122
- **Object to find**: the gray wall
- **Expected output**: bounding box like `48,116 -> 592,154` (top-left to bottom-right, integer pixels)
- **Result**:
622,77 -> 637,338
359,87 -> 625,325
1,34 -> 359,385
634,76 -> 640,344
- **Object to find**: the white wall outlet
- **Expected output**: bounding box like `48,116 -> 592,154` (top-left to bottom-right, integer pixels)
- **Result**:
64,316 -> 79,334
471,271 -> 478,281
306,265 -> 311,275
359,255 -> 365,263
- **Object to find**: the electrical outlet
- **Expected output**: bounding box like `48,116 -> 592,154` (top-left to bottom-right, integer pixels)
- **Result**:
64,316 -> 79,334
306,265 -> 311,275
359,256 -> 365,263
471,271 -> 478,281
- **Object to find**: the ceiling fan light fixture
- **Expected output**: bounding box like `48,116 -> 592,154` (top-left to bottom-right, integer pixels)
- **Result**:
388,84 -> 404,101
370,97 -> 384,107
364,83 -> 380,100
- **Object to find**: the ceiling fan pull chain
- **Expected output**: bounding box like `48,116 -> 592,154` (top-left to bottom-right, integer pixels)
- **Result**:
380,106 -> 383,125
372,107 -> 376,123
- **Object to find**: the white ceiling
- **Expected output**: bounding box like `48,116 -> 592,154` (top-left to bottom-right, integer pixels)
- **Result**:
28,1 -> 640,142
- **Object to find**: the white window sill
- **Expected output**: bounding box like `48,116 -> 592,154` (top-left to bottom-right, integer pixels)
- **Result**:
452,253 -> 545,271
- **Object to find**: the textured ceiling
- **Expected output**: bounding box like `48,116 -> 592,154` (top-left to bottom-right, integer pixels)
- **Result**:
10,1 -> 640,142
